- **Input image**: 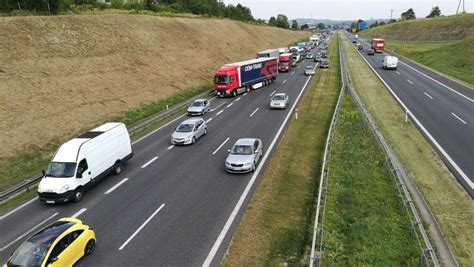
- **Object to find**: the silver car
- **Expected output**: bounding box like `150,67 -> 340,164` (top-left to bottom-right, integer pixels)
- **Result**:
225,138 -> 263,173
187,99 -> 211,116
305,66 -> 315,76
171,118 -> 207,145
270,93 -> 289,109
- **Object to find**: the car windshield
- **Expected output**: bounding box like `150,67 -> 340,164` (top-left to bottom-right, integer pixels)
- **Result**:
8,241 -> 51,267
176,123 -> 194,132
322,61 -> 328,64
192,101 -> 204,107
45,162 -> 76,178
281,61 -> 289,66
306,66 -> 313,70
273,95 -> 285,100
214,75 -> 230,84
231,145 -> 253,155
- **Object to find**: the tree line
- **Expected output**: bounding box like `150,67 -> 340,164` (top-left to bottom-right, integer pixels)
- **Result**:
368,6 -> 443,29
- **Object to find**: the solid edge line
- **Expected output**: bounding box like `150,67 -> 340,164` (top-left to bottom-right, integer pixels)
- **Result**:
203,69 -> 314,267
212,137 -> 230,155
141,156 -> 159,169
104,178 -> 129,195
71,208 -> 87,218
118,203 -> 165,251
0,212 -> 58,251
353,38 -> 473,189
0,197 -> 38,220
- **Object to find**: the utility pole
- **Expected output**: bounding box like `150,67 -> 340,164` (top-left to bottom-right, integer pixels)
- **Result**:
389,9 -> 394,20
456,0 -> 465,14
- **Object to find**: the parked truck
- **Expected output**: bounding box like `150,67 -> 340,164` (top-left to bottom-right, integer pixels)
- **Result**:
256,49 -> 279,60
278,53 -> 292,72
214,57 -> 278,97
371,38 -> 385,53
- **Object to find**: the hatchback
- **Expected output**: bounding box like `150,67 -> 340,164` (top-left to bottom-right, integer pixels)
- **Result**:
171,118 -> 207,145
225,138 -> 263,173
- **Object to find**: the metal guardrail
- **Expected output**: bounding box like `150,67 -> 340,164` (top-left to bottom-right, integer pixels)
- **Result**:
0,89 -> 215,202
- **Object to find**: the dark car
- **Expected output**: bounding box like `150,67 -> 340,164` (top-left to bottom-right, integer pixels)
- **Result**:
314,56 -> 322,62
367,49 -> 375,55
352,40 -> 357,44
321,52 -> 327,58
320,60 -> 329,68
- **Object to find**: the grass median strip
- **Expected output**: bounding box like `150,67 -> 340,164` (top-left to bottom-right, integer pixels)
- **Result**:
323,93 -> 420,265
342,36 -> 474,266
223,37 -> 341,265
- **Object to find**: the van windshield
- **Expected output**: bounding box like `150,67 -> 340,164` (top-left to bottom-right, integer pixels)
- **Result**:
45,162 -> 76,178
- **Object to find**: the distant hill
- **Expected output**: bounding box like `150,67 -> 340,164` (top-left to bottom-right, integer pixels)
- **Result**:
293,18 -> 390,27
359,13 -> 474,41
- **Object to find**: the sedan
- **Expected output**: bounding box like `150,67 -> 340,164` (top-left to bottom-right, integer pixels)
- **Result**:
270,93 -> 289,109
171,118 -> 207,145
367,49 -> 375,55
314,56 -> 322,63
305,65 -> 316,76
225,138 -> 263,173
187,99 -> 210,115
320,60 -> 329,68
305,53 -> 314,59
5,218 -> 96,267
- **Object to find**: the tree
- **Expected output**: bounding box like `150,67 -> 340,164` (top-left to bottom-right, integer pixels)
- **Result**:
350,21 -> 356,29
426,6 -> 441,18
300,23 -> 309,30
291,20 -> 298,30
275,14 -> 289,29
268,16 -> 276,26
0,0 -> 10,13
401,8 -> 416,20
370,21 -> 379,28
379,21 -> 386,26
316,23 -> 325,29
388,19 -> 397,24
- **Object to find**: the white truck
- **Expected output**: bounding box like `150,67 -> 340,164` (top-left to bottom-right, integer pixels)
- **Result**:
382,56 -> 399,70
256,49 -> 280,59
278,47 -> 289,55
38,122 -> 133,203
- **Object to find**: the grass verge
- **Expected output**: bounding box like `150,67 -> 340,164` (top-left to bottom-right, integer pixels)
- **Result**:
223,36 -> 341,265
342,35 -> 474,266
323,93 -> 420,265
385,37 -> 474,87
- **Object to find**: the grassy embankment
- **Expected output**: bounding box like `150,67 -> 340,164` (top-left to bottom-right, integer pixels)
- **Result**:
223,34 -> 341,265
323,93 -> 420,265
0,14 -> 307,193
342,35 -> 474,266
360,13 -> 474,87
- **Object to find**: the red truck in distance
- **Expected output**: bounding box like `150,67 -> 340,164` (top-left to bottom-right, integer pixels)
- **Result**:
278,53 -> 292,72
371,38 -> 385,53
214,57 -> 278,97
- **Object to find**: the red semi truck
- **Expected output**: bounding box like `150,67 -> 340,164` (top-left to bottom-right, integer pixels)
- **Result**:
278,53 -> 292,72
214,57 -> 278,97
371,38 -> 385,53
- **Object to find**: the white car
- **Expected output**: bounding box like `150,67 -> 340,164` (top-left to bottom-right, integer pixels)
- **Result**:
305,66 -> 316,76
171,118 -> 207,145
187,99 -> 211,115
382,56 -> 398,70
270,93 -> 289,109
225,138 -> 263,173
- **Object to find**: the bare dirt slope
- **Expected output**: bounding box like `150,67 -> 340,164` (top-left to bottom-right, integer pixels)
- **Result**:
0,14 -> 306,161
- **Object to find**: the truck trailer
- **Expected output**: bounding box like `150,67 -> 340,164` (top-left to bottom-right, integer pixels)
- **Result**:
371,38 -> 385,53
214,57 -> 278,97
256,49 -> 279,59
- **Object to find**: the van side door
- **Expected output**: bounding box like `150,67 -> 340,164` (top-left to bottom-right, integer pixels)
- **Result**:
76,159 -> 92,186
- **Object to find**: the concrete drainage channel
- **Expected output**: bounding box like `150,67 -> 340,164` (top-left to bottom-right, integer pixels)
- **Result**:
0,89 -> 215,203
309,33 -> 445,267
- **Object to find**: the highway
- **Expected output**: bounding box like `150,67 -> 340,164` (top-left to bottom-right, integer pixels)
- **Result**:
0,43 -> 325,265
345,33 -> 474,197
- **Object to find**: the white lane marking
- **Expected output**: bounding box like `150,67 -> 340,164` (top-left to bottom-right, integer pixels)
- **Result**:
203,66 -> 315,267
104,178 -> 129,195
118,203 -> 165,251
354,44 -> 474,190
269,90 -> 276,97
216,110 -> 224,116
0,197 -> 38,220
0,212 -> 59,252
451,113 -> 467,125
141,157 -> 158,169
243,93 -> 248,96
407,79 -> 414,85
282,79 -> 287,84
291,71 -> 295,75
132,113 -> 186,145
212,137 -> 230,155
210,101 -> 226,112
235,97 -> 241,102
249,107 -> 259,118
383,53 -> 474,102
226,103 -> 233,108
71,208 -> 87,218
167,145 -> 174,150
206,118 -> 213,123
424,92 -> 434,100
395,71 -> 400,75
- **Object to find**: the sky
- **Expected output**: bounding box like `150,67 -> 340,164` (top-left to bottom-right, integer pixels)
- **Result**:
224,0 -> 472,21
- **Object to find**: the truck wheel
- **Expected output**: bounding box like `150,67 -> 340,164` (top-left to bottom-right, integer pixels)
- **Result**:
232,91 -> 237,97
246,87 -> 250,93
73,189 -> 83,203
114,164 -> 123,175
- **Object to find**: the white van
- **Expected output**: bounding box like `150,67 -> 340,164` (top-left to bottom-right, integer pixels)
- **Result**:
382,56 -> 398,70
38,122 -> 133,203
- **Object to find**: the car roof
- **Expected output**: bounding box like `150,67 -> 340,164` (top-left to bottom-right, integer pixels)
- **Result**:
273,93 -> 286,97
306,66 -> 314,68
28,220 -> 76,244
181,118 -> 203,124
193,99 -> 206,102
234,138 -> 258,146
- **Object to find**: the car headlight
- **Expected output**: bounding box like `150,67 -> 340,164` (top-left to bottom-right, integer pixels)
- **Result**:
59,184 -> 69,193
244,162 -> 252,166
225,161 -> 231,165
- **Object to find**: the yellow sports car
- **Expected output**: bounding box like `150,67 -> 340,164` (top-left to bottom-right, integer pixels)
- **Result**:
4,217 -> 96,267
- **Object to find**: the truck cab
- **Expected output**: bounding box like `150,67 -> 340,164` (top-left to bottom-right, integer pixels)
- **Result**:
214,66 -> 240,97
